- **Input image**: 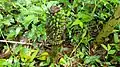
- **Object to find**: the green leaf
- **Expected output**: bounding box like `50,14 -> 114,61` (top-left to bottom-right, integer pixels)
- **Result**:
14,45 -> 22,55
84,56 -> 100,64
72,19 -> 83,28
67,11 -> 71,16
115,56 -> 120,62
77,12 -> 92,22
49,63 -> 55,67
27,24 -> 36,39
15,27 -> 22,37
59,58 -> 66,65
108,50 -> 116,54
79,52 -> 84,58
0,59 -> 7,66
37,52 -> 49,61
20,47 -> 39,62
47,1 -> 59,8
7,30 -> 16,40
29,61 -> 35,67
13,57 -> 20,67
20,47 -> 30,62
101,44 -> 107,51
114,32 -> 119,43
28,49 -> 39,62
0,14 -> 3,19
39,57 -> 50,66
23,15 -> 34,29
107,44 -> 111,51
82,29 -> 86,38
0,19 -> 11,26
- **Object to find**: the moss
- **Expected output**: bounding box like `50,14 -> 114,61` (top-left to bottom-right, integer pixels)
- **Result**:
95,6 -> 120,45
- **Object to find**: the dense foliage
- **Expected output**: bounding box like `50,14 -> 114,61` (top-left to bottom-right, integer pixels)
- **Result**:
0,0 -> 120,67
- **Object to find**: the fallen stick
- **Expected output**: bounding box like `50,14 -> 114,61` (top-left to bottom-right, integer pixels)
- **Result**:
0,40 -> 41,46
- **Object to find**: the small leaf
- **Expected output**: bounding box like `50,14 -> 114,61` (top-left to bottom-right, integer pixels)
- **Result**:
15,27 -> 22,37
72,19 -> 83,28
29,61 -> 35,67
28,49 -> 39,62
77,12 -> 92,22
59,58 -> 66,65
39,57 -> 50,66
115,56 -> 120,62
107,44 -> 111,51
23,15 -> 34,29
0,59 -> 7,66
79,52 -> 84,58
47,1 -> 59,8
67,11 -> 71,16
108,50 -> 116,54
1,19 -> 11,26
49,63 -> 55,67
7,30 -> 16,40
101,44 -> 107,51
14,45 -> 22,54
84,56 -> 100,64
82,29 -> 86,38
114,32 -> 119,43
37,52 -> 49,61
0,14 -> 3,19
20,47 -> 30,62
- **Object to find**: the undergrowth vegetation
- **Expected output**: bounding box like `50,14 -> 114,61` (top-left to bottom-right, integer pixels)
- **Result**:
0,0 -> 120,67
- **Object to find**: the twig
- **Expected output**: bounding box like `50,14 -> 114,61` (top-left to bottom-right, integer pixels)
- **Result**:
70,30 -> 86,57
0,31 -> 13,56
70,39 -> 83,57
0,40 -> 43,46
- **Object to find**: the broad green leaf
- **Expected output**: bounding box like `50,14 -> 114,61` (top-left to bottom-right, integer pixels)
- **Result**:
0,59 -> 7,66
39,57 -> 50,66
110,0 -> 118,4
23,15 -> 34,29
7,30 -> 16,40
20,47 -> 39,62
77,12 -> 92,22
91,65 -> 96,67
72,19 -> 83,28
49,63 -> 54,67
33,17 -> 39,24
79,52 -> 84,58
108,50 -> 116,54
13,45 -> 22,55
37,52 -> 49,61
29,61 -> 35,67
13,57 -> 20,67
59,58 -> 66,65
67,11 -> 71,16
0,19 -> 11,26
115,56 -> 120,62
84,56 -> 100,64
28,49 -> 39,62
28,5 -> 45,14
7,56 -> 13,66
101,44 -> 107,51
20,47 -> 30,62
